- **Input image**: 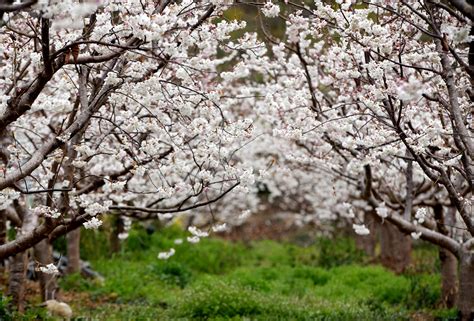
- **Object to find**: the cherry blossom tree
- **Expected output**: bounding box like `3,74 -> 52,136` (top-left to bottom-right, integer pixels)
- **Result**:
244,0 -> 473,318
0,0 -> 262,309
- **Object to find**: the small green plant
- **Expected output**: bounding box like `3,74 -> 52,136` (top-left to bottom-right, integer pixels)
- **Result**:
150,261 -> 192,288
60,273 -> 100,292
0,296 -> 13,321
174,280 -> 264,319
403,274 -> 441,309
0,296 -> 50,321
292,266 -> 330,286
317,237 -> 366,268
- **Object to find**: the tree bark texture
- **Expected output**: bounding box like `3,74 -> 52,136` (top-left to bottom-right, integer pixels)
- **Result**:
380,221 -> 412,273
66,228 -> 81,274
434,205 -> 458,308
7,204 -> 37,311
458,251 -> 474,321
355,210 -> 378,258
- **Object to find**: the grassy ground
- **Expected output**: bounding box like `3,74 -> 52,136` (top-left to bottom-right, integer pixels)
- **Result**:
2,225 -> 458,320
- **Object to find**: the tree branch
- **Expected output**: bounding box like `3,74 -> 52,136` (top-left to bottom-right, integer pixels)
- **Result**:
110,182 -> 240,214
0,0 -> 37,12
447,0 -> 474,20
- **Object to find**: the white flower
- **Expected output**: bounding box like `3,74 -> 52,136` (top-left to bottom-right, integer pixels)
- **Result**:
415,208 -> 427,224
212,223 -> 227,233
83,217 -> 103,229
188,226 -> 209,238
47,209 -> 61,219
174,238 -> 183,245
57,133 -> 70,142
375,203 -> 389,218
238,210 -> 251,220
441,24 -> 472,44
158,213 -> 173,220
32,205 -> 61,219
239,169 -> 255,187
104,181 -> 126,192
411,231 -> 422,240
72,160 -> 87,168
353,223 -> 370,236
0,188 -> 20,210
37,263 -> 59,275
187,236 -> 200,244
158,248 -> 175,260
341,202 -> 352,210
345,208 -> 356,219
397,76 -> 424,102
84,201 -> 111,216
118,232 -> 129,240
262,2 -> 280,18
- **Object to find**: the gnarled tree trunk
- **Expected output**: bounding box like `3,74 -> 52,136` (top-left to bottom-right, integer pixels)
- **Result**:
380,221 -> 411,273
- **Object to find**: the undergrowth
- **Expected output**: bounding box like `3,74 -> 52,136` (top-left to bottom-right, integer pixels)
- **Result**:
4,224 -> 457,320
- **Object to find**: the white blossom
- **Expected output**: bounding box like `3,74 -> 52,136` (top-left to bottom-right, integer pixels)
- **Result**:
352,224 -> 370,236
32,205 -> 61,219
396,76 -> 424,102
375,203 -> 389,219
37,263 -> 59,275
188,226 -> 209,238
187,236 -> 201,244
415,208 -> 427,224
158,248 -> 175,260
83,217 -> 103,230
0,188 -> 20,210
212,223 -> 228,233
262,2 -> 280,18
118,232 -> 129,240
238,210 -> 251,220
158,213 -> 173,220
411,231 -> 422,240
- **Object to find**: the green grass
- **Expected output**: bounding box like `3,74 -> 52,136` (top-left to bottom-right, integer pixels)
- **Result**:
5,225 -> 457,320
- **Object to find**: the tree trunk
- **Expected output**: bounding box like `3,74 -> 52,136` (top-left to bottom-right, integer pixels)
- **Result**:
434,204 -> 458,307
0,210 -> 6,246
7,252 -> 27,312
440,249 -> 458,308
66,229 -> 81,274
356,210 -> 378,258
458,251 -> 474,321
34,240 -> 58,301
7,203 -> 37,311
0,210 -> 6,269
110,216 -> 124,254
380,221 -> 411,273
